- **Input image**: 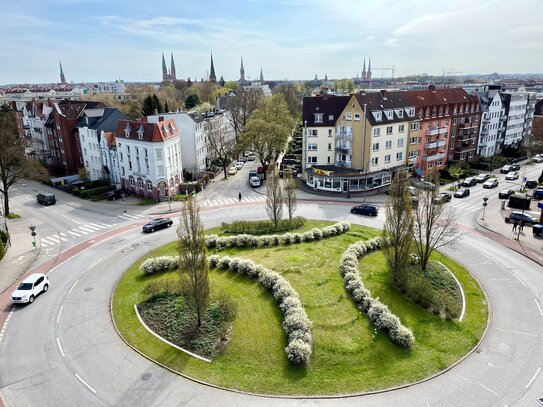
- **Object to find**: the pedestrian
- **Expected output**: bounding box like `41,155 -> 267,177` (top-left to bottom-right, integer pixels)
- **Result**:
520,220 -> 525,232
512,220 -> 518,232
238,192 -> 242,201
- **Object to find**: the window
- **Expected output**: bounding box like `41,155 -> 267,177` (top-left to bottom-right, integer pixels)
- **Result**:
328,129 -> 332,137
373,128 -> 381,137
346,112 -> 352,120
371,157 -> 379,166
147,181 -> 152,191
309,129 -> 318,137
468,151 -> 474,158
397,138 -> 404,147
130,178 -> 135,186
314,113 -> 323,123
397,110 -> 404,118
396,152 -> 403,161
410,122 -> 419,131
460,153 -> 465,160
308,156 -> 317,163
428,162 -> 434,169
308,143 -> 318,151
437,160 -> 443,166
155,149 -> 163,159
385,140 -> 392,149
328,115 -> 334,121
385,154 -> 391,163
409,136 -> 418,144
354,113 -> 361,121
138,179 -> 143,188
327,156 -> 331,163
386,126 -> 393,134
372,142 -> 380,151
453,118 -> 457,125
327,143 -> 332,151
408,150 -> 417,158
384,110 -> 393,120
398,124 -> 405,133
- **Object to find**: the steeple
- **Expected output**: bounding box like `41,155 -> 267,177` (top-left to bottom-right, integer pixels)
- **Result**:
240,57 -> 245,82
162,52 -> 168,81
59,59 -> 66,84
324,72 -> 328,81
367,58 -> 372,80
170,52 -> 176,81
362,58 -> 366,81
259,67 -> 264,82
209,53 -> 216,83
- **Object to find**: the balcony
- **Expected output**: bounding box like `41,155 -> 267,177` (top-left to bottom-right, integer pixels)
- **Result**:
458,122 -> 477,129
500,116 -> 507,121
335,146 -> 352,155
424,140 -> 446,149
334,160 -> 352,168
426,127 -> 447,136
336,132 -> 352,141
422,152 -> 446,162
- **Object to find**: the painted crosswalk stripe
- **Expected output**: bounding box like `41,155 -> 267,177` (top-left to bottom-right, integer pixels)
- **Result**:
59,233 -> 68,242
42,236 -> 60,245
118,213 -> 141,219
89,223 -> 108,229
80,224 -> 101,231
76,226 -> 97,233
67,230 -> 81,237
72,228 -> 90,234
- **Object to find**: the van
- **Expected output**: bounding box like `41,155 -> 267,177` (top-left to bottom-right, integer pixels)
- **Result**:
37,193 -> 56,205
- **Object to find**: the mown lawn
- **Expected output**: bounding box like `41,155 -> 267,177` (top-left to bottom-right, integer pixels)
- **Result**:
112,221 -> 488,395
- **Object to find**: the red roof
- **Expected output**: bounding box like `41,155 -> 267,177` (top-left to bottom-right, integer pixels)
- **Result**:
115,119 -> 179,142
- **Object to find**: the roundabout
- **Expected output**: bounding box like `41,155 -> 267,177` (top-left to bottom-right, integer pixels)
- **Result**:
1,202 -> 543,406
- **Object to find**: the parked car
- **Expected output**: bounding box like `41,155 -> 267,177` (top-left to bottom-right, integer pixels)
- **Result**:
350,204 -> 378,216
533,154 -> 543,163
500,164 -> 512,174
454,188 -> 470,198
533,189 -> 543,200
234,161 -> 244,170
239,156 -> 248,163
228,167 -> 238,175
475,174 -> 490,183
37,192 -> 56,205
461,177 -> 477,187
434,192 -> 452,204
509,163 -> 520,171
482,179 -> 499,189
416,181 -> 436,190
525,180 -> 538,189
105,189 -> 128,201
498,188 -> 515,199
506,211 -> 537,226
249,176 -> 261,187
246,155 -> 256,161
10,273 -> 49,304
142,218 -> 173,233
248,169 -> 258,179
505,171 -> 519,180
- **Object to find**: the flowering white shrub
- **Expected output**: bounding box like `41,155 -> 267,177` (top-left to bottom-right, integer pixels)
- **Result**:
311,228 -> 323,240
140,256 -> 179,274
208,255 -> 313,364
339,238 -> 415,348
302,231 -> 315,242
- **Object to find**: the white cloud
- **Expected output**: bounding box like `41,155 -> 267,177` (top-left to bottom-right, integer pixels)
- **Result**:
391,12 -> 452,36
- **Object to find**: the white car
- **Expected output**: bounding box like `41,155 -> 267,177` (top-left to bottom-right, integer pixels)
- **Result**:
249,176 -> 261,187
11,273 -> 49,304
482,179 -> 499,188
533,154 -> 543,163
234,161 -> 244,170
228,167 -> 237,175
505,171 -> 519,180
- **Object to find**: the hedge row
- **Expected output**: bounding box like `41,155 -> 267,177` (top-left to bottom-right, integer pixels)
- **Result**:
140,256 -> 180,275
339,237 -> 415,348
220,217 -> 306,235
208,255 -> 312,365
206,222 -> 350,249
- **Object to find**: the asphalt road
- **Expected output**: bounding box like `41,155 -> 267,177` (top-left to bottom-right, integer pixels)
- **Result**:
2,195 -> 543,406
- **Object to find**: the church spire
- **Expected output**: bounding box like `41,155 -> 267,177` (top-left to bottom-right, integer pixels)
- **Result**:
59,59 -> 66,84
162,52 -> 168,81
170,51 -> 176,81
362,57 -> 366,81
209,53 -> 217,83
240,57 -> 245,82
259,67 -> 264,82
367,58 -> 372,80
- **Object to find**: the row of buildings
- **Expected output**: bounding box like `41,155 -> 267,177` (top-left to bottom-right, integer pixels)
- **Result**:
302,85 -> 540,193
11,98 -> 236,201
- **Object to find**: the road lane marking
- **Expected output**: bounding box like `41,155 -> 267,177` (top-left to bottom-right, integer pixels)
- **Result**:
535,299 -> 543,316
68,279 -> 78,294
525,367 -> 541,389
75,374 -> 96,394
56,337 -> 65,357
512,273 -> 527,287
57,305 -> 63,324
76,226 -> 96,233
67,230 -> 81,237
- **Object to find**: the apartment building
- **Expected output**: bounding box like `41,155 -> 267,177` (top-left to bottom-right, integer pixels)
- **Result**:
477,87 -> 506,158
448,94 -> 481,164
502,91 -> 529,150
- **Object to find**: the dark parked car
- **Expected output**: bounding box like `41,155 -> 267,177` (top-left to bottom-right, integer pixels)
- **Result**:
475,174 -> 490,183
350,204 -> 378,216
454,188 -> 470,198
525,180 -> 538,189
510,163 -> 520,171
533,189 -> 543,200
506,211 -> 537,226
434,192 -> 452,204
105,189 -> 129,201
498,189 -> 515,199
37,192 -> 56,205
461,177 -> 477,187
416,181 -> 436,190
142,218 -> 173,233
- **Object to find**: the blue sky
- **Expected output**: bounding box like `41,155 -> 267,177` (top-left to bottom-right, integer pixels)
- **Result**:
2,0 -> 542,84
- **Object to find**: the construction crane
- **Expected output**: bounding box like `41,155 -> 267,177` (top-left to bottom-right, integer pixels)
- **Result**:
376,65 -> 396,80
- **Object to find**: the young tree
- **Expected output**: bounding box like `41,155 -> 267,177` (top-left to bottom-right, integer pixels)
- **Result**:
448,164 -> 466,188
204,116 -> 236,179
412,172 -> 461,270
141,95 -> 155,116
382,174 -> 414,283
283,169 -> 297,220
177,197 -> 210,327
185,94 -> 200,109
224,88 -> 263,146
266,168 -> 283,228
0,106 -> 42,216
272,83 -> 302,119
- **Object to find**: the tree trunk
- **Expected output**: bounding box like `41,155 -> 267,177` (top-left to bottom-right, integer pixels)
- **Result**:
223,165 -> 228,179
3,191 -> 9,217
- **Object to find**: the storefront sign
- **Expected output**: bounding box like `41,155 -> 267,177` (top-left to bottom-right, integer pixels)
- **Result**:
314,169 -> 333,176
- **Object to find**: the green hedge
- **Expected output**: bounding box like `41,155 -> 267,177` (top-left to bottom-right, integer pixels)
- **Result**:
221,217 -> 306,235
78,186 -> 115,200
0,230 -> 9,244
0,240 -> 5,261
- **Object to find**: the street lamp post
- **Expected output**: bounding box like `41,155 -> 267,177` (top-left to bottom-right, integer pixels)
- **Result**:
482,196 -> 488,220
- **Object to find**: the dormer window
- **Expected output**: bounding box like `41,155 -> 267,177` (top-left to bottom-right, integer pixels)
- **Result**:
162,124 -> 168,136
372,111 -> 382,122
314,113 -> 323,123
137,124 -> 144,140
396,109 -> 404,118
328,115 -> 334,121
384,110 -> 393,120
168,123 -> 175,134
124,123 -> 131,138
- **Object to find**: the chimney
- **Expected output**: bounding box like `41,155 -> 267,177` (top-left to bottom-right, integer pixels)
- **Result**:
379,89 -> 387,99
158,116 -> 164,122
428,84 -> 436,91
153,108 -> 158,115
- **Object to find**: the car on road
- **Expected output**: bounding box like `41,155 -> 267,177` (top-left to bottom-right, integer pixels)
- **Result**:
249,176 -> 261,187
239,156 -> 248,163
510,163 -> 520,171
10,273 -> 49,304
498,188 -> 515,199
248,169 -> 258,179
416,181 -> 436,190
434,192 -> 452,204
525,180 -> 538,189
482,179 -> 499,189
533,154 -> 543,163
228,167 -> 238,175
454,188 -> 470,198
37,192 -> 56,205
350,204 -> 378,216
105,189 -> 129,201
142,218 -> 173,233
234,161 -> 244,170
500,164 -> 512,174
461,177 -> 477,187
475,174 -> 490,183
246,154 -> 256,161
533,189 -> 543,200
505,171 -> 519,180
506,211 -> 538,226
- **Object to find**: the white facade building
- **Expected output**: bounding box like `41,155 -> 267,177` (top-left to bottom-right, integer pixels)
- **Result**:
503,91 -> 529,149
99,131 -> 121,188
91,81 -> 126,94
477,91 -> 505,158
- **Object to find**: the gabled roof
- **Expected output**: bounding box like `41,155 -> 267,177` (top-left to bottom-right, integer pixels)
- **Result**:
115,119 -> 180,142
404,88 -> 471,108
302,95 -> 350,127
77,107 -> 127,131
55,100 -> 104,120
353,91 -> 415,126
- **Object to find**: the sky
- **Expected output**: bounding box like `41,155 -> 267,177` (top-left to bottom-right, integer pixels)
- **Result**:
1,0 -> 542,84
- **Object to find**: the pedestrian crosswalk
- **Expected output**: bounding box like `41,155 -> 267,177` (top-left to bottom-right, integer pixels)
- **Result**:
448,201 -> 483,212
117,213 -> 145,220
199,195 -> 266,208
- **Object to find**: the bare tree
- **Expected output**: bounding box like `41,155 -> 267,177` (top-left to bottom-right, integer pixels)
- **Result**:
224,88 -> 263,146
204,115 -> 236,179
266,168 -> 283,228
177,197 -> 210,327
382,174 -> 414,282
412,173 -> 461,270
283,170 -> 297,220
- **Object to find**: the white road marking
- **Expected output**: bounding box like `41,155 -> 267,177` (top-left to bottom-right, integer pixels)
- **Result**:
525,367 -> 541,389
531,251 -> 543,261
535,299 -> 543,316
57,305 -> 63,323
76,226 -> 97,233
68,279 -> 78,294
72,228 -> 89,234
67,230 -> 81,237
511,273 -> 527,287
81,224 -> 101,231
56,337 -> 65,357
75,373 -> 96,394
89,223 -> 108,229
